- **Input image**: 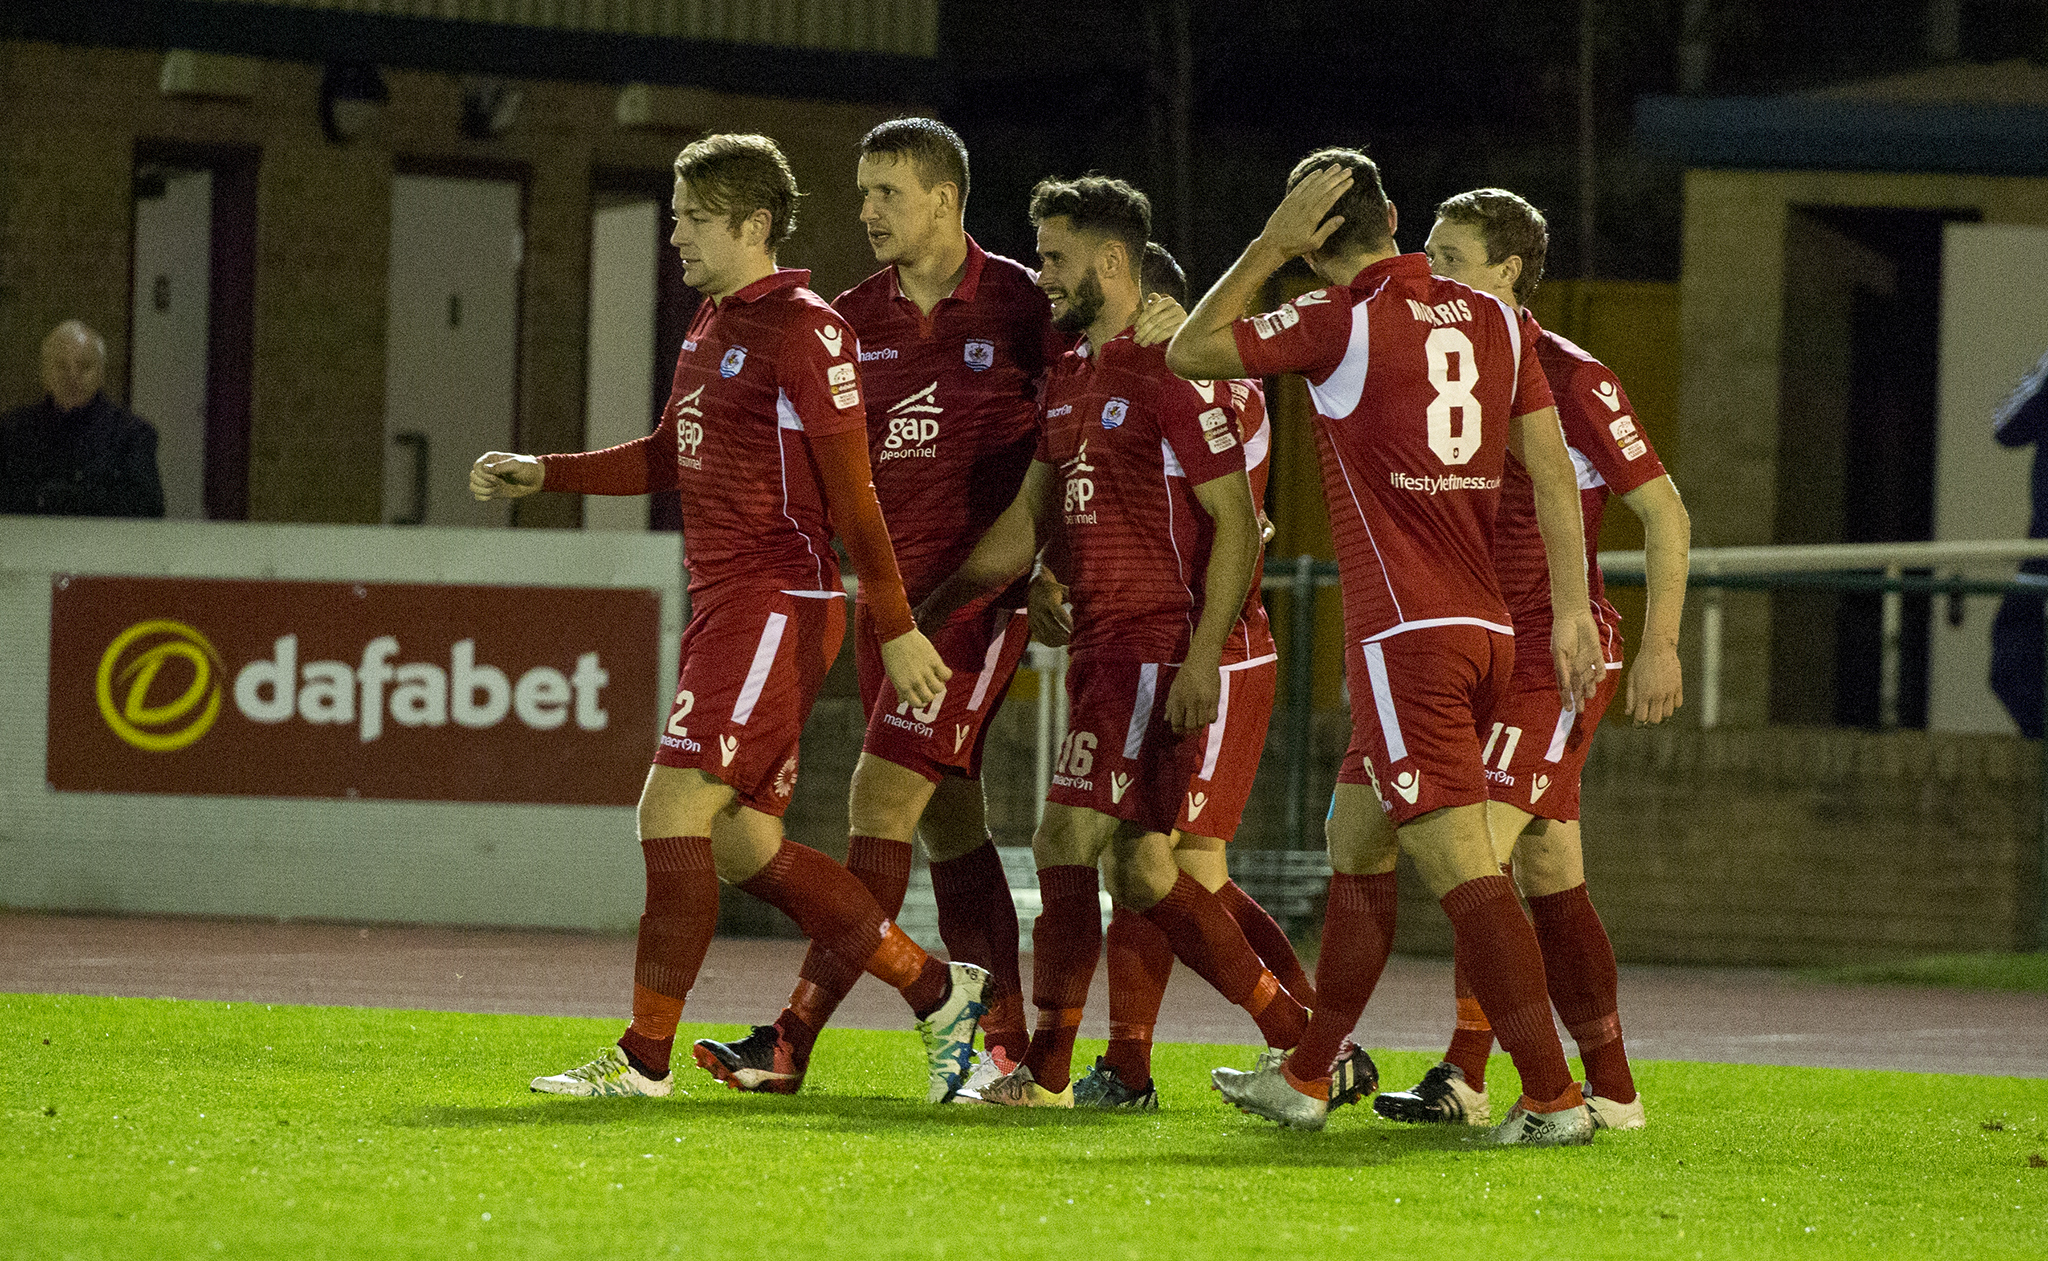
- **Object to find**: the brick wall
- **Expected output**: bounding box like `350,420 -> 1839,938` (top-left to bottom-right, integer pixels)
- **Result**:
0,39 -> 905,525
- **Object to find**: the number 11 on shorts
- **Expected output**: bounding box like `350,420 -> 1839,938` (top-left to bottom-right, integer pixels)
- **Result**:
1481,721 -> 1522,771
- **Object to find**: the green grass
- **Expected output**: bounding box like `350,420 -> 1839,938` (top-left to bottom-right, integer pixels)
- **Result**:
5,994 -> 2045,1260
1802,952 -> 2048,993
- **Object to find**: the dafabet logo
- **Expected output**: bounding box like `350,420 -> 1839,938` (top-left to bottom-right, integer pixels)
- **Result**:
49,575 -> 658,806
95,620 -> 224,752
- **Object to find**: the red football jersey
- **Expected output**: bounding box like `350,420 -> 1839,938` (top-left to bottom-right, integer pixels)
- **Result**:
834,238 -> 1069,604
1491,317 -> 1669,675
1036,333 -> 1264,664
1234,253 -> 1554,643
1227,377 -> 1276,662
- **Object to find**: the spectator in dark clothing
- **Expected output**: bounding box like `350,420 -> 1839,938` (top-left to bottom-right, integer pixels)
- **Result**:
1,320 -> 165,518
1989,346 -> 2048,738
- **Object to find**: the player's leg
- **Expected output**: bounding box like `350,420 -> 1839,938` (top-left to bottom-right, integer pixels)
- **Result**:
966,803 -> 1117,1106
530,764 -> 736,1098
920,773 -> 1029,1080
1515,816 -> 1642,1128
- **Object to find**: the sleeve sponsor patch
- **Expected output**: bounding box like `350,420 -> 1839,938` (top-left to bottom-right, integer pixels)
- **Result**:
1250,304 -> 1301,340
832,386 -> 861,410
1621,439 -> 1647,460
1206,428 -> 1240,454
1198,406 -> 1231,435
1608,415 -> 1639,445
827,362 -> 856,386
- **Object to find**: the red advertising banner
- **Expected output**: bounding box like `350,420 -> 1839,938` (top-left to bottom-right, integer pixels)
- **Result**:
47,575 -> 659,805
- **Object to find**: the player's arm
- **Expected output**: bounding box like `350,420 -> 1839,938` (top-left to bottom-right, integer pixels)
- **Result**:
1027,561 -> 1072,647
1994,348 -> 2048,447
1166,469 -> 1261,733
1619,474 -> 1690,724
473,411 -> 681,501
1166,164 -> 1354,381
1509,406 -> 1603,711
918,459 -> 1059,631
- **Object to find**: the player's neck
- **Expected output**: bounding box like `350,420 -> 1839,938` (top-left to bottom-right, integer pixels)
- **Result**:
706,254 -> 779,303
1318,243 -> 1398,287
894,229 -> 970,315
1085,291 -> 1141,355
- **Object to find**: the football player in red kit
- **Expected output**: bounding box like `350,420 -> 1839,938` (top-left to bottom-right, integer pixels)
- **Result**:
1366,187 -> 1687,1133
470,133 -> 988,1104
1169,151 -> 1608,1143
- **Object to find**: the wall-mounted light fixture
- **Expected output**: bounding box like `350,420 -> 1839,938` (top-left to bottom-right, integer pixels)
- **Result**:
319,62 -> 388,144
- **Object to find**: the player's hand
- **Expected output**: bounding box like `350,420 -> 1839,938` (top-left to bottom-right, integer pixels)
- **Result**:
471,452 -> 543,501
1164,655 -> 1222,734
1258,510 -> 1276,546
1550,609 -> 1605,713
1256,164 -> 1354,260
1623,640 -> 1683,725
880,627 -> 953,710
1132,293 -> 1188,347
1027,570 -> 1072,647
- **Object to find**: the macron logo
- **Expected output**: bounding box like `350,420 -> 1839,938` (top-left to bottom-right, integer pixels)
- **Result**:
1594,380 -> 1622,412
954,723 -> 971,753
719,734 -> 738,766
815,325 -> 844,358
1392,770 -> 1420,804
1186,790 -> 1208,821
1109,771 -> 1133,803
1530,773 -> 1551,804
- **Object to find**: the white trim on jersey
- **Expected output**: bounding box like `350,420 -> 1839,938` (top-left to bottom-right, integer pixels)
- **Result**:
1159,437 -> 1186,478
1124,663 -> 1160,759
732,610 -> 789,725
1543,705 -> 1576,762
1160,449 -> 1199,647
965,611 -> 1023,713
1364,615 -> 1515,643
1477,290 -> 1523,403
1221,652 -> 1279,672
1361,641 -> 1408,763
1327,442 -> 1406,626
1196,666 -> 1234,781
1243,413 -> 1271,472
779,589 -> 847,598
773,398 -> 833,593
774,387 -> 804,431
1567,443 -> 1606,490
1305,298 -> 1373,420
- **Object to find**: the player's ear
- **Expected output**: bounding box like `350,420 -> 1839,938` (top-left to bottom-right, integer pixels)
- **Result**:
1502,254 -> 1523,291
1386,200 -> 1399,239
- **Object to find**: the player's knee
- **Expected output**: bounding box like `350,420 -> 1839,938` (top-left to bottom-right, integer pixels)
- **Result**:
847,754 -> 935,841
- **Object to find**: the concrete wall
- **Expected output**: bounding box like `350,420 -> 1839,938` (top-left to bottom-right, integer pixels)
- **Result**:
1675,167 -> 2048,728
0,39 -> 906,526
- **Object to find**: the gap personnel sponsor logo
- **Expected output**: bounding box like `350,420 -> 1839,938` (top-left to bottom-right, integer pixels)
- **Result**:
233,635 -> 610,743
1062,440 -> 1097,524
860,347 -> 897,362
674,386 -> 706,469
964,339 -> 994,371
815,325 -> 845,358
96,620 -> 224,752
1101,397 -> 1129,429
880,382 -> 942,461
48,577 -> 656,806
1389,471 -> 1502,495
720,346 -> 747,378
1250,304 -> 1301,340
1407,297 -> 1474,327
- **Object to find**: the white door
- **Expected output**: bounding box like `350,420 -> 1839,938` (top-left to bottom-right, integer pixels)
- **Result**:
130,167 -> 211,520
582,198 -> 659,531
383,175 -> 522,527
1929,222 -> 2048,733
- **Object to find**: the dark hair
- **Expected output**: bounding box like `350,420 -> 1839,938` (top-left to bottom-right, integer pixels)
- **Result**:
858,116 -> 970,205
1141,242 -> 1188,306
1027,175 -> 1151,276
673,133 -> 800,249
1434,187 -> 1550,305
1285,147 -> 1393,258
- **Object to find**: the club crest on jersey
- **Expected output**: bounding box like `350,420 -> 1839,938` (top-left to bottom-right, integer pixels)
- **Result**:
964,339 -> 995,371
720,347 -> 747,378
1101,397 -> 1129,429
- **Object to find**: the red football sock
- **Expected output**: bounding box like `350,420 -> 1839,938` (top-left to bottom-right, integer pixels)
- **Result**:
1141,871 -> 1307,1050
930,839 -> 1026,1064
739,839 -> 947,1015
1286,871 -> 1398,1091
1104,906 -> 1174,1086
1020,864 -> 1102,1094
619,835 -> 718,1076
1444,960 -> 1496,1093
1217,880 -> 1316,1009
1440,874 -> 1574,1106
1529,883 -> 1635,1103
772,836 -> 914,1063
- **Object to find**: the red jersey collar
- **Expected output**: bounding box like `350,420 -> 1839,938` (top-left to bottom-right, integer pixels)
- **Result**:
885,234 -> 989,306
1346,252 -> 1429,289
1076,324 -> 1138,359
721,267 -> 810,305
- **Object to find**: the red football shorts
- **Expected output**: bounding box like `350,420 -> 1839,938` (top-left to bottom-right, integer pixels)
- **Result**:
1050,655 -> 1265,836
1174,654 -> 1277,839
855,599 -> 1031,784
652,589 -> 847,817
1484,637 -> 1624,822
1337,623 -> 1513,826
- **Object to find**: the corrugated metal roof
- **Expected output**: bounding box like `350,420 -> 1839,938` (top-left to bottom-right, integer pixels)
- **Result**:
193,0 -> 937,58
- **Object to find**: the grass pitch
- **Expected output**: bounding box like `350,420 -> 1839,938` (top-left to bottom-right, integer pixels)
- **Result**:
1803,952 -> 2048,994
6,994 -> 2046,1260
